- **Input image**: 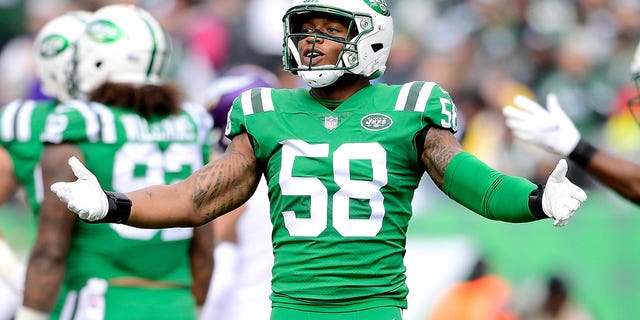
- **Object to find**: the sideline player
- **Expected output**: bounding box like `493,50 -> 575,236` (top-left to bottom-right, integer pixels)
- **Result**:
17,5 -> 213,320
0,11 -> 91,319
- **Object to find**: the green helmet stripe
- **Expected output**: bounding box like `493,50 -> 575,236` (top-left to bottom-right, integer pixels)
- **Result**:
133,8 -> 158,80
156,26 -> 171,77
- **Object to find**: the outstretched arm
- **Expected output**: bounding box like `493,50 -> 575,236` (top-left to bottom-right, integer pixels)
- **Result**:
420,127 -> 586,226
582,150 -> 640,204
51,133 -> 262,228
504,94 -> 640,204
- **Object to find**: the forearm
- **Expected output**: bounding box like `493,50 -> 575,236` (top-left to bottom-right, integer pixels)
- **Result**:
189,225 -> 214,305
22,241 -> 67,312
126,183 -> 202,228
23,144 -> 77,312
571,140 -> 640,204
442,152 -> 544,222
23,204 -> 73,312
421,128 -> 544,222
126,151 -> 260,228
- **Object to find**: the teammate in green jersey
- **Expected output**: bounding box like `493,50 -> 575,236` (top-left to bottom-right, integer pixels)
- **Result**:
503,40 -> 640,205
17,5 -> 213,320
50,1 -> 587,319
0,10 -> 91,319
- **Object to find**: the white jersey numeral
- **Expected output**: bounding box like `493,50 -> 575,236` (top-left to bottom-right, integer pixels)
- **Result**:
110,142 -> 203,241
280,140 -> 387,237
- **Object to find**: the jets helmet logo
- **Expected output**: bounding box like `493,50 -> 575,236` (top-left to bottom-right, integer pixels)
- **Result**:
39,34 -> 69,58
364,0 -> 390,16
86,20 -> 122,43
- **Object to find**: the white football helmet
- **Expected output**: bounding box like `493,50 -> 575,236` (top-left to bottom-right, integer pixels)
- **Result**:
73,4 -> 171,97
282,0 -> 393,88
33,11 -> 91,102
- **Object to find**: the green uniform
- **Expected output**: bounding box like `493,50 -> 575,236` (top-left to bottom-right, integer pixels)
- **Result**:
227,82 -> 458,313
42,100 -> 212,320
0,99 -> 57,215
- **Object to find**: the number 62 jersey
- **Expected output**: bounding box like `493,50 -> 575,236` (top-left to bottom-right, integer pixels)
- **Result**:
226,81 -> 458,312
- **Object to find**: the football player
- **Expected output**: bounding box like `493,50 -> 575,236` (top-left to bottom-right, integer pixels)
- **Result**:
17,5 -> 213,320
50,1 -> 587,319
503,42 -> 640,205
0,10 -> 91,319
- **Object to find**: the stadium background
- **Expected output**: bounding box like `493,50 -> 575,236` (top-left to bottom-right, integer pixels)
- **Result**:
0,0 -> 639,319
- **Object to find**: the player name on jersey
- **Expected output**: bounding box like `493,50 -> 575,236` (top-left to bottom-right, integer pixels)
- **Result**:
120,114 -> 198,142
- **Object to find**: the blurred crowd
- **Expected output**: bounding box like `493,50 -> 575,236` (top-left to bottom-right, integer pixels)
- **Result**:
0,0 -> 639,183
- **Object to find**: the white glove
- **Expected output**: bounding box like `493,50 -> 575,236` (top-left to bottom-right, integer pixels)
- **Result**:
541,159 -> 588,227
50,156 -> 109,221
503,94 -> 581,157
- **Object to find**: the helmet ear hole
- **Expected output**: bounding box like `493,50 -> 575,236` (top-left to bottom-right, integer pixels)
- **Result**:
371,43 -> 383,52
95,61 -> 103,68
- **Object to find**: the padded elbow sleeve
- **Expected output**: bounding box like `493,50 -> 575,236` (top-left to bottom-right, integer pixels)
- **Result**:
442,152 -> 539,222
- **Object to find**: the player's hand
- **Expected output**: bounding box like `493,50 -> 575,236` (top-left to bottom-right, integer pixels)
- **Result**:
503,94 -> 581,157
541,159 -> 587,226
50,156 -> 108,221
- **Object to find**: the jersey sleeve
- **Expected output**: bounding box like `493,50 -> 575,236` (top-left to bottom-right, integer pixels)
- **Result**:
398,81 -> 458,133
224,89 -> 251,141
41,100 -> 97,144
0,99 -> 23,148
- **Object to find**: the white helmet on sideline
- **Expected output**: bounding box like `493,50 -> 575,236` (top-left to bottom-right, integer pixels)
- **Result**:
72,4 -> 171,97
33,11 -> 91,102
282,0 -> 393,88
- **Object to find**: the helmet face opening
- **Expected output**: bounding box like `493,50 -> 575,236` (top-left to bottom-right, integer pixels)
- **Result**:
284,7 -> 363,74
281,1 -> 393,87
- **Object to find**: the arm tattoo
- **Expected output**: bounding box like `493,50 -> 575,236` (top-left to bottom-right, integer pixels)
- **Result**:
421,128 -> 463,188
191,135 -> 259,219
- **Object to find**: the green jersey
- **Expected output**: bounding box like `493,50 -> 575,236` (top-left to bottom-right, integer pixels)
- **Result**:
0,99 -> 57,215
226,82 -> 458,312
41,100 -> 212,319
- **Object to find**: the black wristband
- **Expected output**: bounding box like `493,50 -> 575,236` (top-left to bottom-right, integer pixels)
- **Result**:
528,185 -> 547,220
568,139 -> 597,168
85,191 -> 132,224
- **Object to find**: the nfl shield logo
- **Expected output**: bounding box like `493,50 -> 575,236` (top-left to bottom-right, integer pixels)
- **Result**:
324,116 -> 338,130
